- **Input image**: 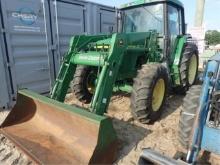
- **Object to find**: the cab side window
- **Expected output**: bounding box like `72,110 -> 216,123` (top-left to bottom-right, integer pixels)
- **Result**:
168,5 -> 182,35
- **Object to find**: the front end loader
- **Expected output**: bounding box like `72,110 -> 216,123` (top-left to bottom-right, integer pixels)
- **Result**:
0,0 -> 199,164
1,90 -> 117,164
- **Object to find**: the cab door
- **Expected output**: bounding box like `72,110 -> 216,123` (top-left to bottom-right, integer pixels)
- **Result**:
166,4 -> 184,59
168,5 -> 183,44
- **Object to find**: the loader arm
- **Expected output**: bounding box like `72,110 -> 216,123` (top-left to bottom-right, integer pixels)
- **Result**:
51,34 -> 111,102
51,31 -> 159,115
90,32 -> 160,115
89,34 -> 127,115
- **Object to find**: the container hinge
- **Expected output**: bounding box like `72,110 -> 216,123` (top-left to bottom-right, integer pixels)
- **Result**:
1,28 -> 6,33
6,62 -> 13,68
50,44 -> 57,50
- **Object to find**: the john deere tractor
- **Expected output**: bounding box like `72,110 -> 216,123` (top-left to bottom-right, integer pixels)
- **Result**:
0,0 -> 199,164
52,0 -> 199,124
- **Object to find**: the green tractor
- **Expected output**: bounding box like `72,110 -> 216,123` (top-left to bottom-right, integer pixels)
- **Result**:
52,0 -> 198,124
0,0 -> 199,164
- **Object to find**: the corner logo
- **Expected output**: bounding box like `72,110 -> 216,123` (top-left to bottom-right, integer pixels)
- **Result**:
12,8 -> 37,25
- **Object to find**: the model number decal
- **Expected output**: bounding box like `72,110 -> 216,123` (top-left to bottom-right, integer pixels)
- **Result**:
78,56 -> 103,61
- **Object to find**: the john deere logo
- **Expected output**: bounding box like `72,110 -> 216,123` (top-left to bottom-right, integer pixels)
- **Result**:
12,8 -> 37,25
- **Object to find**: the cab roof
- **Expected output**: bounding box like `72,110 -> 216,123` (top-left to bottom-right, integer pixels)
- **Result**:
121,0 -> 184,9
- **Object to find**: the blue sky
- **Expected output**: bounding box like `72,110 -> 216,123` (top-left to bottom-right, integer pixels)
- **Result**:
90,0 -> 220,31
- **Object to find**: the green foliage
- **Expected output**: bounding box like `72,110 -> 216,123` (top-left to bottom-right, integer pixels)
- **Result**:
205,30 -> 220,45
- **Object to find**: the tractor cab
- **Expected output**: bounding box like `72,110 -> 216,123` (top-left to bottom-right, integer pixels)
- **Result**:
120,0 -> 185,55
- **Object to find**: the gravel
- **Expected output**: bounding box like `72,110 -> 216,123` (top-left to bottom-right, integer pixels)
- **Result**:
0,134 -> 32,165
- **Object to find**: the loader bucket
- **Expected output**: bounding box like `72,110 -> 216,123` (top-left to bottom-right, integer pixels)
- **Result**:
0,90 -> 117,164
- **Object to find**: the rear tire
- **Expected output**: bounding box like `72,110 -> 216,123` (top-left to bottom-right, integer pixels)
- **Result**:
130,64 -> 168,124
174,43 -> 199,94
72,65 -> 96,103
178,85 -> 201,149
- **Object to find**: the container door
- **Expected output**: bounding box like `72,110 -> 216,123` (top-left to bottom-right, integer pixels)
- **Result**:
50,0 -> 86,74
99,8 -> 116,33
0,0 -> 54,94
0,37 -> 16,110
0,1 -> 16,110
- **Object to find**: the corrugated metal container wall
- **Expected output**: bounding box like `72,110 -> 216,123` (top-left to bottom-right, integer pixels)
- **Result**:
86,2 -> 117,35
0,36 -> 14,110
97,5 -> 117,34
50,0 -> 117,73
0,0 -> 55,94
0,0 -> 116,109
0,5 -> 8,110
50,0 -> 88,73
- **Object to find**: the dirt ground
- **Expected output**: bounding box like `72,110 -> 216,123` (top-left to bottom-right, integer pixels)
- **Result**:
65,93 -> 217,165
65,93 -> 185,164
109,94 -> 183,165
0,93 -> 216,165
0,134 -> 32,165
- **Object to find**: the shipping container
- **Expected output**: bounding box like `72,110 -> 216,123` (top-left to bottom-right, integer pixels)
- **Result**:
0,0 -> 116,110
50,0 -> 117,73
0,34 -> 16,110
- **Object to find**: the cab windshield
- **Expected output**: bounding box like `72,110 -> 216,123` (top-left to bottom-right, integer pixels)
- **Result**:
123,4 -> 164,34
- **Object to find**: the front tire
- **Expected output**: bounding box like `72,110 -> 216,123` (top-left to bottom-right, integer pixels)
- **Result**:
178,85 -> 201,149
130,64 -> 168,124
179,85 -> 220,164
71,65 -> 97,103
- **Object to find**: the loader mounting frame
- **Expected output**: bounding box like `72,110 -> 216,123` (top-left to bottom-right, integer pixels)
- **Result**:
51,31 -> 180,116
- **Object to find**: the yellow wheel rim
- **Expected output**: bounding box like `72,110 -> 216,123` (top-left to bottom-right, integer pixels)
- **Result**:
152,79 -> 165,112
86,71 -> 96,94
87,83 -> 95,94
188,54 -> 197,85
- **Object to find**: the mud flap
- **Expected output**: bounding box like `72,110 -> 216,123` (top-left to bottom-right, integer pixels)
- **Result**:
0,90 -> 117,164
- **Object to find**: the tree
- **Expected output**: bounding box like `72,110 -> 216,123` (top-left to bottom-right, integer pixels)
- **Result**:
205,30 -> 220,45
